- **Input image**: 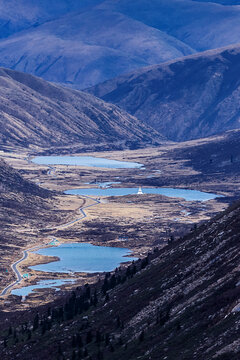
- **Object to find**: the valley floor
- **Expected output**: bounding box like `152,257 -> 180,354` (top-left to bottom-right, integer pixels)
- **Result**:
0,137 -> 238,311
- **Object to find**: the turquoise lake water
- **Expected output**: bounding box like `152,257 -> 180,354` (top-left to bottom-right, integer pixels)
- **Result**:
65,187 -> 221,202
32,156 -> 143,169
11,279 -> 76,297
30,243 -> 137,273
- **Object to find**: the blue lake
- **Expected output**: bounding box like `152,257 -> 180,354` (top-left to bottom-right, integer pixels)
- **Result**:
11,279 -> 76,297
32,156 -> 143,169
30,243 -> 137,273
65,187 -> 221,202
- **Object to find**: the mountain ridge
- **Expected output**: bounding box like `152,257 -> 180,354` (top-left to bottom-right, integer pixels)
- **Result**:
0,67 -> 165,151
87,44 -> 240,141
1,0 -> 240,88
0,8 -> 194,89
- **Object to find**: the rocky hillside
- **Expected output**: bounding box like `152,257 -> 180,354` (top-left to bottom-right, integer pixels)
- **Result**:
1,1 -> 240,88
0,67 -> 164,151
0,159 -> 49,197
88,45 -> 240,141
1,194 -> 240,359
169,129 -> 240,177
0,158 -> 49,264
0,158 -> 55,234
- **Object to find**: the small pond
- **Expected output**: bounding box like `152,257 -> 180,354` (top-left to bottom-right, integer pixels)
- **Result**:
65,187 -> 221,202
30,243 -> 137,273
12,279 -> 76,297
32,156 -> 143,169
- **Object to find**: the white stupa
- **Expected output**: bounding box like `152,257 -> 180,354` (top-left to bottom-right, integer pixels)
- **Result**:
137,186 -> 143,195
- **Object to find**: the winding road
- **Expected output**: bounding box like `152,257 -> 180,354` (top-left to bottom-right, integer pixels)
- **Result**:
0,194 -> 101,296
1,245 -> 41,296
55,195 -> 101,229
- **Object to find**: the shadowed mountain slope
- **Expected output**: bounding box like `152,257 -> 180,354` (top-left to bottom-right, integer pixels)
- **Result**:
169,130 -> 240,177
88,45 -> 240,141
2,188 -> 240,359
0,157 -> 51,247
0,67 -> 164,151
0,158 -> 49,198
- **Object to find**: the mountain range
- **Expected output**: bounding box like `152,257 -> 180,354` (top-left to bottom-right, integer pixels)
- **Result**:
0,3 -> 240,359
0,0 -> 240,88
0,67 -> 163,151
88,44 -> 240,141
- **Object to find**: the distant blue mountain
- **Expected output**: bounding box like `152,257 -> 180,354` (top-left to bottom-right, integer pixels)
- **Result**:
192,1 -> 240,4
103,0 -> 240,51
0,0 -> 240,88
0,0 -> 102,38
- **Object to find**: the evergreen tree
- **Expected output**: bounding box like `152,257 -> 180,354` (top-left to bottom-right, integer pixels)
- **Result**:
77,333 -> 83,348
109,344 -> 114,352
72,335 -> 77,348
118,337 -> 123,346
93,289 -> 98,306
33,313 -> 39,331
8,326 -> 12,336
105,333 -> 110,346
109,274 -> 116,289
86,330 -> 92,344
97,349 -> 104,360
95,329 -> 101,343
116,315 -> 121,328
41,321 -> 47,335
85,284 -> 90,299
132,264 -> 137,275
58,343 -> 63,355
27,330 -> 32,340
176,321 -> 181,331
83,348 -> 88,357
102,277 -> 109,294
139,330 -> 144,342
